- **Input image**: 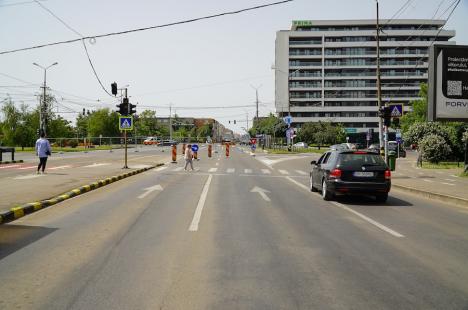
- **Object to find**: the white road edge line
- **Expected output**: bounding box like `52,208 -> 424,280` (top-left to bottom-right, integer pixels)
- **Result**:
285,177 -> 405,238
189,174 -> 213,232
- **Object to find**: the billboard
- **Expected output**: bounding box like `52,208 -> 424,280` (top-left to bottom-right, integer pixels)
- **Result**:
428,44 -> 468,122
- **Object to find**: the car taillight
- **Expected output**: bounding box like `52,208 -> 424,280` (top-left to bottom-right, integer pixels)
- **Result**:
330,169 -> 342,179
385,169 -> 391,180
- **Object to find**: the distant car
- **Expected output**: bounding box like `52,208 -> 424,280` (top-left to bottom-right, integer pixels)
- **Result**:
388,141 -> 406,158
310,149 -> 391,202
143,137 -> 159,145
293,142 -> 308,148
330,143 -> 356,151
368,143 -> 381,153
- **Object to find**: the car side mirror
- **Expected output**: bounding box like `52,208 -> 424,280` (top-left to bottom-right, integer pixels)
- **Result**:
310,160 -> 317,165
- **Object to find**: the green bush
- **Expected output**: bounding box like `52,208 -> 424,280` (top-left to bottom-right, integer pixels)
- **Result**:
419,134 -> 452,164
68,139 -> 78,148
404,122 -> 455,147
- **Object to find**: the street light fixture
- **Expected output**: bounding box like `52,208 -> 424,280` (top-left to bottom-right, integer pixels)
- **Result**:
33,62 -> 58,136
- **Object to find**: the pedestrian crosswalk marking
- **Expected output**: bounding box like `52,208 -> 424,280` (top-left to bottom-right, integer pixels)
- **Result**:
261,169 -> 271,174
209,168 -> 218,172
278,169 -> 289,175
295,170 -> 307,175
174,167 -> 183,172
227,168 -> 235,173
244,169 -> 252,174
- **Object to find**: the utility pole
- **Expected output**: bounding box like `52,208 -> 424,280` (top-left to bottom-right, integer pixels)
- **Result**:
33,62 -> 58,135
250,85 -> 262,126
376,0 -> 385,151
169,104 -> 173,140
246,112 -> 249,133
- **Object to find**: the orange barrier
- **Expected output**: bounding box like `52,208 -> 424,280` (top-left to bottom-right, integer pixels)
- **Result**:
194,151 -> 198,160
182,143 -> 186,155
226,143 -> 230,157
208,144 -> 212,158
171,144 -> 177,163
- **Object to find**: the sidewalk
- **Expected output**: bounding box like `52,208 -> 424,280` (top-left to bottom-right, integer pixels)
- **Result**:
0,152 -> 169,213
391,151 -> 467,205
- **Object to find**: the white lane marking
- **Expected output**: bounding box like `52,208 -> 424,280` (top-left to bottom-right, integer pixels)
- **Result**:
441,182 -> 455,186
138,184 -> 163,199
244,169 -> 252,174
18,166 -> 36,170
286,176 -> 310,191
330,201 -> 405,238
131,164 -> 152,169
227,168 -> 235,173
444,178 -> 457,182
250,186 -> 271,202
49,165 -> 71,170
261,169 -> 271,174
451,175 -> 459,178
154,166 -> 167,172
189,174 -> 213,232
83,163 -> 111,168
0,165 -> 20,169
208,168 -> 218,172
215,162 -> 219,166
423,179 -> 434,183
173,167 -> 183,172
278,169 -> 289,175
418,172 -> 424,175
14,174 -> 44,180
285,177 -> 404,238
295,170 -> 307,175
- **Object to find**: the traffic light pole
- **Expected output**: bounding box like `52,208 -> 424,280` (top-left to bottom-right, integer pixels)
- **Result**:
376,0 -> 384,151
123,88 -> 129,169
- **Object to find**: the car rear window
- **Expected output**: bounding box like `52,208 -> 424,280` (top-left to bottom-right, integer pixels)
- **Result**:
337,153 -> 386,169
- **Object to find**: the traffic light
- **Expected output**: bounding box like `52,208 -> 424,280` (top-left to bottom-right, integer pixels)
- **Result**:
111,82 -> 118,96
129,103 -> 136,115
382,106 -> 391,127
116,102 -> 128,115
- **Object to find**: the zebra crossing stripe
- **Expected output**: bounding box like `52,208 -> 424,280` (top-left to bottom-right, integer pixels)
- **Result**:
227,168 -> 235,173
244,169 -> 252,174
278,169 -> 289,175
209,168 -> 218,172
173,167 -> 183,172
295,170 -> 307,175
261,169 -> 271,174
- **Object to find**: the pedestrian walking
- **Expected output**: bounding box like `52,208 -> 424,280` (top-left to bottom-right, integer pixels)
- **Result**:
184,144 -> 194,171
35,131 -> 52,174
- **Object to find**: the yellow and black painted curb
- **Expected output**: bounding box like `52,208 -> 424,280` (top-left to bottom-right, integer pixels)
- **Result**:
0,160 -> 24,165
0,163 -> 164,225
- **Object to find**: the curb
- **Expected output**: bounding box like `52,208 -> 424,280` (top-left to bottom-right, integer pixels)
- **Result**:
0,163 -> 165,225
392,183 -> 468,207
0,160 -> 24,165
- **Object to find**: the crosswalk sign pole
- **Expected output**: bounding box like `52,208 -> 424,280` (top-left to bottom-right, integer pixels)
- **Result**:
123,130 -> 128,169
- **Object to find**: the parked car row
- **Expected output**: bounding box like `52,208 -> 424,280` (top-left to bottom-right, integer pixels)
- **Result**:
143,137 -> 179,146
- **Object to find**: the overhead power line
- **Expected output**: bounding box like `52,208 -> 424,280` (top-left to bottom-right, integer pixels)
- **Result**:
0,0 -> 294,55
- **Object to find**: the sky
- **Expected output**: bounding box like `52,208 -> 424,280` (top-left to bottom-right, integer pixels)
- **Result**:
0,0 -> 467,134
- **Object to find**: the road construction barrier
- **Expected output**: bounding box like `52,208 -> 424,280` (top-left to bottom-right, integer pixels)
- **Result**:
172,144 -> 177,163
182,143 -> 186,155
208,144 -> 212,158
226,143 -> 230,157
194,151 -> 198,160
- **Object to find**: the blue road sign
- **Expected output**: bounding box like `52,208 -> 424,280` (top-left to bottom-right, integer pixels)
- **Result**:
389,104 -> 403,118
119,116 -> 133,131
283,115 -> 292,125
251,144 -> 257,150
191,144 -> 199,152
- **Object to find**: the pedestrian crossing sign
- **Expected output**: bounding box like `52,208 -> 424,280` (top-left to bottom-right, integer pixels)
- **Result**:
389,104 -> 403,118
119,116 -> 133,131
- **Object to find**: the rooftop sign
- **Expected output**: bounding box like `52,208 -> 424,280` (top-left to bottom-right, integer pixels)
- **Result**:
293,20 -> 313,27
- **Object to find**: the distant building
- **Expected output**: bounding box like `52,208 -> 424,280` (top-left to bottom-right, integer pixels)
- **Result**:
275,19 -> 456,133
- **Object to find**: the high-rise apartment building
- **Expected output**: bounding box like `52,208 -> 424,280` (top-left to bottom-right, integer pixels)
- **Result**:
275,19 -> 455,133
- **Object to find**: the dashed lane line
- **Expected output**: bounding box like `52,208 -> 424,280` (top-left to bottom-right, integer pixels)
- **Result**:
188,174 -> 213,232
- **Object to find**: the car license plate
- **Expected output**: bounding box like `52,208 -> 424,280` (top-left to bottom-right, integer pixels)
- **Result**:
353,171 -> 374,177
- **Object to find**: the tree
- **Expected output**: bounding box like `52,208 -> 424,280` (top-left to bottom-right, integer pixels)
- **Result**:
400,83 -> 427,133
0,99 -> 37,148
87,108 -> 120,138
297,121 -> 346,146
404,122 -> 455,148
249,114 -> 286,138
48,115 -> 74,138
137,110 -> 158,137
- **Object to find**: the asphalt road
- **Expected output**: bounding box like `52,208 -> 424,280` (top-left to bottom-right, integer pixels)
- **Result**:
1,146 -> 467,309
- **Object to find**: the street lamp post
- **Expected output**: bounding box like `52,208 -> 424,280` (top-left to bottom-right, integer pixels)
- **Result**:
33,62 -> 58,136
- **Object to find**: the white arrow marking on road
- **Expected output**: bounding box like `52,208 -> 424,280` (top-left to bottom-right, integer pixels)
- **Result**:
138,184 -> 163,199
250,186 -> 271,202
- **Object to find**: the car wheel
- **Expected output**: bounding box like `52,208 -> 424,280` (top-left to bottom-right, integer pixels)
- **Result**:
310,175 -> 317,192
375,194 -> 388,203
322,179 -> 333,201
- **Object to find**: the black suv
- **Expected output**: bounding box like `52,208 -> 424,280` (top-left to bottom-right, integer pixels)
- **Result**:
310,150 -> 391,202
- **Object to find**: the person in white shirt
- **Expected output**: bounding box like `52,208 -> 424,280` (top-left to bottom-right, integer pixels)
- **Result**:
184,144 -> 194,171
35,132 -> 52,174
